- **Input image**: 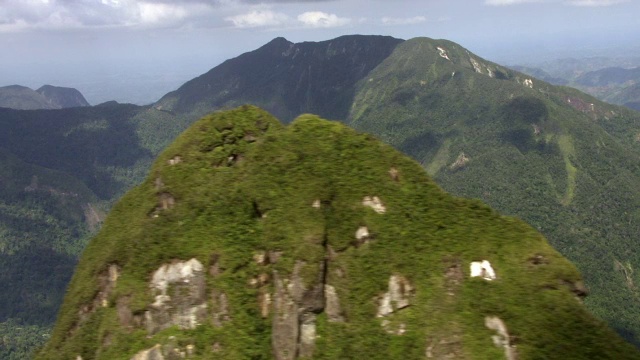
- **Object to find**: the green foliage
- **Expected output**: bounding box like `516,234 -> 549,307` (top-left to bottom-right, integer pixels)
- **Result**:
347,37 -> 640,347
155,35 -> 403,124
37,106 -> 640,359
0,103 -> 164,357
0,320 -> 51,360
0,85 -> 58,110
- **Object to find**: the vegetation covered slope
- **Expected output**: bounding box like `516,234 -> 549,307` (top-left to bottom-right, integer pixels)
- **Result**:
155,35 -> 403,123
37,106 -> 640,360
0,84 -> 89,110
36,85 -> 90,108
347,37 -> 640,345
0,103 -> 167,358
0,85 -> 59,110
513,64 -> 640,112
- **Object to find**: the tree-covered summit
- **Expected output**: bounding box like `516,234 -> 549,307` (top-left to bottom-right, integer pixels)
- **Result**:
37,106 -> 640,360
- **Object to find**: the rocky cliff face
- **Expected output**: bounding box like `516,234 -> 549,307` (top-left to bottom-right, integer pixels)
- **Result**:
37,106 -> 640,359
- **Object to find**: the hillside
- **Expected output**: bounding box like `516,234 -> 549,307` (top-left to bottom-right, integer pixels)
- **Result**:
0,85 -> 89,110
36,85 -> 90,108
0,103 -> 167,358
574,66 -> 640,87
154,37 -> 640,344
155,35 -> 403,123
346,37 -> 640,345
0,85 -> 58,110
513,63 -> 640,111
37,106 -> 640,360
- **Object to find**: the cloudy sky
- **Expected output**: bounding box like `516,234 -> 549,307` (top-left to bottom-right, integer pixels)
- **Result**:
2,0 -> 639,104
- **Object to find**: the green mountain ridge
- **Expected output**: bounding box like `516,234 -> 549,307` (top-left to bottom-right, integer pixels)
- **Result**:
512,63 -> 640,112
0,85 -> 58,110
37,106 -> 640,360
345,37 -> 640,344
0,84 -> 89,110
156,35 -> 403,123
0,103 -> 162,358
36,85 -> 90,108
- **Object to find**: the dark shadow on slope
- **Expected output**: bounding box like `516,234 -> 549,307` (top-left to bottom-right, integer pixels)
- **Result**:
0,247 -> 76,325
0,105 -> 152,199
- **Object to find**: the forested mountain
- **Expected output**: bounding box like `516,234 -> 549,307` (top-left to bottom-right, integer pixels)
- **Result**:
508,65 -> 568,85
512,62 -> 640,111
0,85 -> 59,110
0,103 -> 165,358
3,35 -> 640,358
36,85 -> 90,108
345,37 -> 640,345
0,85 -> 89,110
572,67 -> 640,111
152,36 -> 640,346
37,106 -> 640,360
156,35 -> 403,123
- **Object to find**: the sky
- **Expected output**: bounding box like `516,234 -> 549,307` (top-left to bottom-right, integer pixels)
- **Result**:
1,0 -> 639,105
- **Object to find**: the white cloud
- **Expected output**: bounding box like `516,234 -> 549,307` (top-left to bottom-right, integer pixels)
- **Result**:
297,11 -> 350,28
138,2 -> 189,25
381,16 -> 426,26
566,0 -> 628,6
0,0 -> 216,32
225,9 -> 288,28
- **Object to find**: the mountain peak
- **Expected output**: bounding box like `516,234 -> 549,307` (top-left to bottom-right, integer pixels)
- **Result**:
267,36 -> 291,45
37,106 -> 640,360
155,35 -> 403,121
36,85 -> 90,108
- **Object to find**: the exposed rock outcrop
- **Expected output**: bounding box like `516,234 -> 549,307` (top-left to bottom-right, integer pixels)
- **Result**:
354,226 -> 372,246
449,152 -> 469,171
145,259 -> 208,334
485,316 -> 518,360
272,270 -> 301,360
324,285 -> 344,322
167,156 -> 182,165
130,344 -> 164,360
377,275 -> 413,317
470,260 -> 496,281
130,340 -> 196,360
362,196 -> 386,214
78,264 -> 120,326
377,275 -> 413,335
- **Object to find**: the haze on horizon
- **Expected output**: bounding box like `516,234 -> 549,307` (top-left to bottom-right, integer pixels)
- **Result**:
2,0 -> 639,105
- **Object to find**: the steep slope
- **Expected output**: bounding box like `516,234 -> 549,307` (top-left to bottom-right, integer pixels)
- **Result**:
0,85 -> 58,110
348,37 -> 640,345
155,35 -> 403,123
0,104 -> 153,199
0,103 -> 170,359
0,147 -> 100,359
37,106 -> 640,360
37,85 -> 90,108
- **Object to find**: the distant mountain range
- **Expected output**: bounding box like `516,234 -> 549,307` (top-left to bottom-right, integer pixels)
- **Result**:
511,60 -> 640,112
2,35 -> 640,358
0,85 -> 89,110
